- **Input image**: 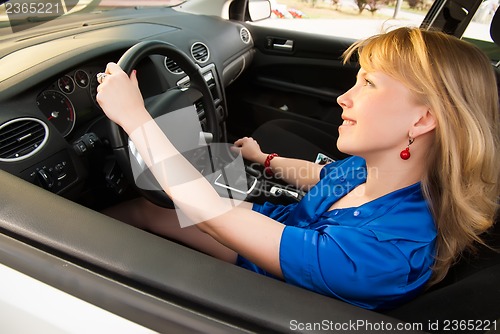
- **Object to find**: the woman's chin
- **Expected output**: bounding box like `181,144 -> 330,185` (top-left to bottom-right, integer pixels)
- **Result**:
336,138 -> 352,155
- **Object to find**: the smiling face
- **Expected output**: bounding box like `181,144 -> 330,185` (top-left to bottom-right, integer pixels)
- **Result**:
336,68 -> 429,161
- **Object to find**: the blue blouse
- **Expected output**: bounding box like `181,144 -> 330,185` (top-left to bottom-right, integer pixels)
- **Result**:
238,156 -> 436,310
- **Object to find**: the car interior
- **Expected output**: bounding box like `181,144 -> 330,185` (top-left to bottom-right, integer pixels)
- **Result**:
0,0 -> 498,332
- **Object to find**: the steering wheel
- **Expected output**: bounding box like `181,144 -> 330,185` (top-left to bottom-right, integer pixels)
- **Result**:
107,40 -> 220,208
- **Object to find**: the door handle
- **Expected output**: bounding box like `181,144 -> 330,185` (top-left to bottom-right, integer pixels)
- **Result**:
266,37 -> 294,51
273,39 -> 294,51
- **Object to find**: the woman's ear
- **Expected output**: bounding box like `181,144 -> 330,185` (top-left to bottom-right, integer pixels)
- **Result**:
411,109 -> 436,138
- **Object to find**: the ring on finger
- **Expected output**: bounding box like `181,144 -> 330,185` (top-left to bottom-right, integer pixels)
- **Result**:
97,72 -> 108,83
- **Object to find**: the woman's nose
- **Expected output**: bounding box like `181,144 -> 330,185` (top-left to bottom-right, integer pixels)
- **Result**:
337,89 -> 352,108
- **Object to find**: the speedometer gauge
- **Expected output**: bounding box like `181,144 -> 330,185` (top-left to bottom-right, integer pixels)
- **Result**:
36,91 -> 76,137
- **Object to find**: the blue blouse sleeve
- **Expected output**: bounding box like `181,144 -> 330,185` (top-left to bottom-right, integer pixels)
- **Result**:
279,224 -> 434,310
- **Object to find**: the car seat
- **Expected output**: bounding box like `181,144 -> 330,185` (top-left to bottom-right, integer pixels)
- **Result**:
251,118 -> 348,162
385,215 -> 500,330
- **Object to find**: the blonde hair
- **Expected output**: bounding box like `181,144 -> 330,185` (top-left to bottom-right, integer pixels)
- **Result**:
343,27 -> 500,285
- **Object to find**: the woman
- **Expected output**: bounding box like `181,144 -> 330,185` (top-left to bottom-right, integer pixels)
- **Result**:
96,27 -> 499,310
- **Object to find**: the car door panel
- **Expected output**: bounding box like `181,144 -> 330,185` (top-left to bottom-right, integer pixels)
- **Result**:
226,25 -> 358,139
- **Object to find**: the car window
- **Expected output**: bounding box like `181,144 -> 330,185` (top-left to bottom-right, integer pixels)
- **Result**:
251,0 -> 436,40
250,0 -> 499,60
463,0 -> 500,61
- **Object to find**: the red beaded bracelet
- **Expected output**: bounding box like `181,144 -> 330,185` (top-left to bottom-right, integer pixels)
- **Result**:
264,153 -> 279,176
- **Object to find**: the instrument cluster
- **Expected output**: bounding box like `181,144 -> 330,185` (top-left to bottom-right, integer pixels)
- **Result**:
36,65 -> 103,138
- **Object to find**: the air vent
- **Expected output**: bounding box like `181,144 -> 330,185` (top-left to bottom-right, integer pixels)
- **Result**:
191,42 -> 209,63
164,57 -> 183,74
240,27 -> 251,44
0,118 -> 48,162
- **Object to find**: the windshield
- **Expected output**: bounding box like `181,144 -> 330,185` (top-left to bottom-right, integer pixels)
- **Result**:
0,0 -> 186,33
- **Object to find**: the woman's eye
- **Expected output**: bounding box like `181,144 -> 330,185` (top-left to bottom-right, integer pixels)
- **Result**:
363,79 -> 373,87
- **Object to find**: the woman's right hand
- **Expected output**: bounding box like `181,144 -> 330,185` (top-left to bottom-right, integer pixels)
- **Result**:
96,62 -> 149,134
233,137 -> 267,164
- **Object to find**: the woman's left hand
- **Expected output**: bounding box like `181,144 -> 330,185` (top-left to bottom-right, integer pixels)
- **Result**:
96,62 -> 148,132
233,137 -> 267,164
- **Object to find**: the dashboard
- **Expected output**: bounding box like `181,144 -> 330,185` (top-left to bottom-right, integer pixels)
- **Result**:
0,7 -> 254,207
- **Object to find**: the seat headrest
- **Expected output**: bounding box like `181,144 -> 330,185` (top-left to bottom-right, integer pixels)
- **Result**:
490,7 -> 500,46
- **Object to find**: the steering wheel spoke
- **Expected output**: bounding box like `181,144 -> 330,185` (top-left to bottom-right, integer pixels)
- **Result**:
144,86 -> 202,119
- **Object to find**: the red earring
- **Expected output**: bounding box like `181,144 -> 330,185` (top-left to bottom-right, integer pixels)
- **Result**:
400,137 -> 414,160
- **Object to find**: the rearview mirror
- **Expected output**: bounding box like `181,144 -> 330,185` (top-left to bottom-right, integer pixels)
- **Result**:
248,0 -> 271,22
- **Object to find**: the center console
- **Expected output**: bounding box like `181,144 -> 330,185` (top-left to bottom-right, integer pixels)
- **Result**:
177,64 -> 226,140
